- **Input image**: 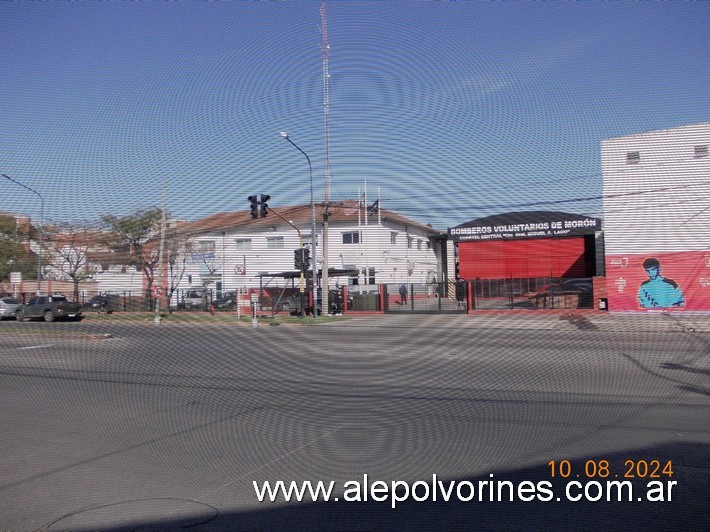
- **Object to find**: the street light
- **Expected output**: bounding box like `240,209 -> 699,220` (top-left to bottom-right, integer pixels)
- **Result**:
280,131 -> 318,318
3,174 -> 44,293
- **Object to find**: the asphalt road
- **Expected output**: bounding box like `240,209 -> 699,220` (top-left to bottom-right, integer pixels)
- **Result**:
0,316 -> 708,530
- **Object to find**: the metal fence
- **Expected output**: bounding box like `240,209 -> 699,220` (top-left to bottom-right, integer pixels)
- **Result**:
14,278 -> 593,315
471,277 -> 594,310
384,283 -> 467,314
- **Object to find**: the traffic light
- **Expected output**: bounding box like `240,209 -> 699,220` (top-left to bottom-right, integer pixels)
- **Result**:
294,247 -> 310,271
302,246 -> 310,271
260,194 -> 270,218
248,195 -> 258,219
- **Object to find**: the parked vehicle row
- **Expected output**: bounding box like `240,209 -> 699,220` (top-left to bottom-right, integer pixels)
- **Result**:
275,289 -> 352,316
202,287 -> 353,315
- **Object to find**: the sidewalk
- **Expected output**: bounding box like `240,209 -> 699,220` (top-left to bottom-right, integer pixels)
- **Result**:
582,311 -> 710,333
335,311 -> 710,333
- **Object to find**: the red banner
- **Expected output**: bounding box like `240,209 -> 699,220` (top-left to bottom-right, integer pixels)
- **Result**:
605,250 -> 710,311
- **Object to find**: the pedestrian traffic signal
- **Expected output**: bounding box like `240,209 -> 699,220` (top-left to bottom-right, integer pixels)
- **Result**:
260,194 -> 270,218
302,246 -> 310,270
248,195 -> 258,219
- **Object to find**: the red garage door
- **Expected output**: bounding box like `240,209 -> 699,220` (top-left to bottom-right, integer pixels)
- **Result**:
458,237 -> 586,280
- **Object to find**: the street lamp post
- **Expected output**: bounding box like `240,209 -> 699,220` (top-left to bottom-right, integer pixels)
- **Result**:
3,174 -> 44,293
264,206 -> 306,318
280,132 -> 318,318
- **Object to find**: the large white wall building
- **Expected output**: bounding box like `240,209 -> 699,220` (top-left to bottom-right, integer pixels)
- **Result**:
173,201 -> 447,301
602,122 -> 710,311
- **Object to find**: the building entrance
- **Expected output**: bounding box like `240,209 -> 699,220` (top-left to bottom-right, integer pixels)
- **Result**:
384,283 -> 468,314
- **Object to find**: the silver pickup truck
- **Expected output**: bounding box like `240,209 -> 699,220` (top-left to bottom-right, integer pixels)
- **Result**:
16,295 -> 83,322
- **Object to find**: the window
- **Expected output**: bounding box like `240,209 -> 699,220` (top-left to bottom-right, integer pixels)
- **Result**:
417,239 -> 422,251
364,267 -> 375,285
266,236 -> 284,249
390,232 -> 398,245
342,231 -> 360,244
235,238 -> 252,251
199,240 -> 215,252
407,236 -> 413,249
626,151 -> 640,164
695,145 -> 708,158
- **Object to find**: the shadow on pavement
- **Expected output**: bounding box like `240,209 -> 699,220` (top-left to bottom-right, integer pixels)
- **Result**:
46,442 -> 709,531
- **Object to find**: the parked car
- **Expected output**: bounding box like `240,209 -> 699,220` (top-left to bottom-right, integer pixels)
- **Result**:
538,278 -> 593,295
0,296 -> 21,320
552,279 -> 593,294
212,291 -> 236,310
83,294 -> 120,313
536,278 -> 594,309
276,289 -> 350,316
177,288 -> 210,310
16,295 -> 83,322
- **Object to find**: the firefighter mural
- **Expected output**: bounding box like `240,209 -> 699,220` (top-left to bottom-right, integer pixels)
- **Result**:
637,257 -> 684,309
606,251 -> 709,311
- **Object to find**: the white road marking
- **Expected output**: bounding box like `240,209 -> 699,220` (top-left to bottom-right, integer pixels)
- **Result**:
18,345 -> 55,350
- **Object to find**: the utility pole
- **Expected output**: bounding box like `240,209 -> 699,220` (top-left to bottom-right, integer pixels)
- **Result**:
154,176 -> 168,324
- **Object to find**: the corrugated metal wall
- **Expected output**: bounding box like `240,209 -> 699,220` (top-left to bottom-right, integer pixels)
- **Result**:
458,237 -> 586,280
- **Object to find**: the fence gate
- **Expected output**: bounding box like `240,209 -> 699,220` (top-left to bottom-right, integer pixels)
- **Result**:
384,282 -> 468,314
471,277 -> 594,311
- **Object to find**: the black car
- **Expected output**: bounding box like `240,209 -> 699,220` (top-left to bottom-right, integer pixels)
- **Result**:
212,291 -> 237,310
557,279 -> 593,294
539,278 -> 593,295
83,294 -> 120,313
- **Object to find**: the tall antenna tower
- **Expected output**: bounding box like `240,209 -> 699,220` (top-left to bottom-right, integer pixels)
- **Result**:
321,1 -> 332,314
321,2 -> 331,204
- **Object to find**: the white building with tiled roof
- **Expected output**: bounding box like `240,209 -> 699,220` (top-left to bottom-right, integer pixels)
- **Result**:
172,200 -> 447,301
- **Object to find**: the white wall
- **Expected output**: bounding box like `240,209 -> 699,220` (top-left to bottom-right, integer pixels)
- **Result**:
92,266 -> 145,294
177,218 -> 441,295
602,122 -> 710,255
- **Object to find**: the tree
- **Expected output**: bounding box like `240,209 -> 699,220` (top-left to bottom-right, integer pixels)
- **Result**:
196,251 -> 220,309
43,220 -> 99,301
164,227 -> 192,313
101,208 -> 162,307
0,214 -> 38,283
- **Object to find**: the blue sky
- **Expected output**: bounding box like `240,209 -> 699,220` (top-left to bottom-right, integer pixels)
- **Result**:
1,1 -> 708,229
